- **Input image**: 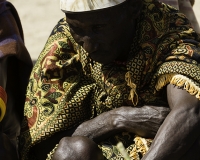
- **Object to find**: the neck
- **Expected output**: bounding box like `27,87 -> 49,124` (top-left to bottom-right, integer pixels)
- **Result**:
116,20 -> 137,62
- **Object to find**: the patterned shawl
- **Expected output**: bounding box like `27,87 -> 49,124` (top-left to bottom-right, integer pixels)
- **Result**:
19,0 -> 200,159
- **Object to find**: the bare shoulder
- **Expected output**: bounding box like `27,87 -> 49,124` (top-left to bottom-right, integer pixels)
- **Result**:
167,84 -> 200,110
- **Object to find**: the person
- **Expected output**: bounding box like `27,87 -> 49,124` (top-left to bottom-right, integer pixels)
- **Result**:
19,0 -> 200,159
0,0 -> 33,159
159,0 -> 200,33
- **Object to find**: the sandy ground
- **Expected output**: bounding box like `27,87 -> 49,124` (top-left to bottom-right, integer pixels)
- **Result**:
9,0 -> 200,61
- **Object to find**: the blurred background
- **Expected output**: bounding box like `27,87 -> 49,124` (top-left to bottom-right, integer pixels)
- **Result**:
9,0 -> 200,62
9,0 -> 64,61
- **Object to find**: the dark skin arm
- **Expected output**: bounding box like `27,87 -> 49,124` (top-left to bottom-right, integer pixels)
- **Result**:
72,105 -> 170,142
34,105 -> 170,160
142,84 -> 200,160
50,105 -> 169,160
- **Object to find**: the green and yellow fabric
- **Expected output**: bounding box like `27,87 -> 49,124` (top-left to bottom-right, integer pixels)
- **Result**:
19,0 -> 200,159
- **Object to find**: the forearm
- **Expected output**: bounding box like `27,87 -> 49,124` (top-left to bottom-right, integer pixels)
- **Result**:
72,109 -> 124,142
142,84 -> 200,160
142,105 -> 200,160
72,106 -> 169,142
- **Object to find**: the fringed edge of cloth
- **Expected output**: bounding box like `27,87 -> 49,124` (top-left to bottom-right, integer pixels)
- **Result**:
155,73 -> 200,99
133,136 -> 150,155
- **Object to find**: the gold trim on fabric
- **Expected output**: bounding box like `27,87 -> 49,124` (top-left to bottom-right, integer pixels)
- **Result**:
132,136 -> 150,157
125,71 -> 138,106
156,74 -> 200,99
